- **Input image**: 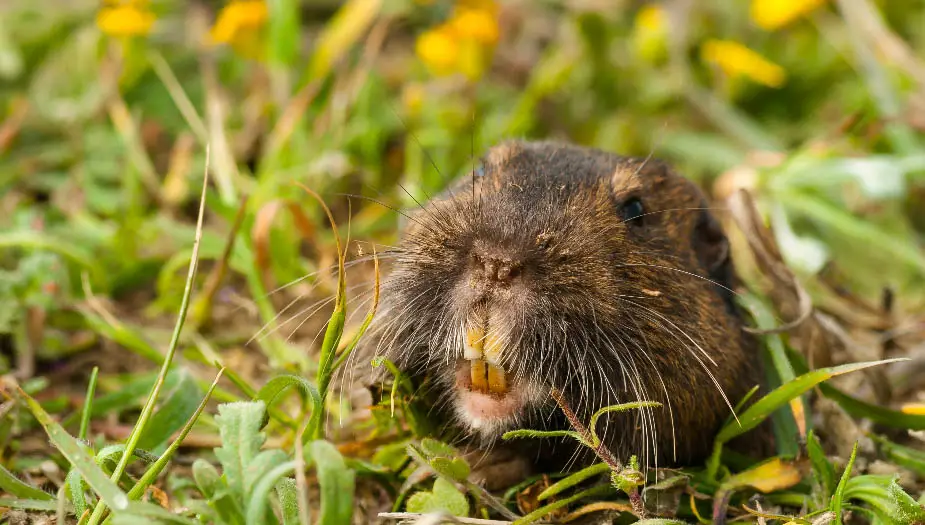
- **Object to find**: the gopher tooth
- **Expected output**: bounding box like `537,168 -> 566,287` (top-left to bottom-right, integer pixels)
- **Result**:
465,324 -> 485,360
483,332 -> 503,365
470,359 -> 488,393
487,363 -> 508,394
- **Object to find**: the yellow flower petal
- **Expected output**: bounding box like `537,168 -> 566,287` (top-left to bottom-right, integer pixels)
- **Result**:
901,403 -> 925,415
751,0 -> 827,31
96,5 -> 156,37
701,39 -> 786,88
448,7 -> 499,45
415,26 -> 460,76
632,5 -> 667,63
635,4 -> 665,32
210,0 -> 268,45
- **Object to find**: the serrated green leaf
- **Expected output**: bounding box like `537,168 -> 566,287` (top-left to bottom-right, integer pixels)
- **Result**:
66,467 -> 89,519
0,463 -> 53,500
213,401 -> 269,502
406,477 -> 469,517
429,457 -> 471,483
309,440 -> 355,525
275,478 -> 301,525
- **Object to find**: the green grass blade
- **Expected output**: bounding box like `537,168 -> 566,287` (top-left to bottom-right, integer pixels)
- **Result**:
807,430 -> 836,499
0,497 -> 63,512
833,441 -> 859,525
715,358 -> 908,444
135,368 -> 203,452
6,385 -> 129,512
868,434 -> 925,477
512,484 -> 614,525
79,366 -> 100,440
536,462 -> 610,501
124,368 -> 224,503
0,463 -> 54,500
86,147 -> 211,525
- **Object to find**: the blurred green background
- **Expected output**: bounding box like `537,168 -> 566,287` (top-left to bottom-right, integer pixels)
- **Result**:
2,0 -> 925,523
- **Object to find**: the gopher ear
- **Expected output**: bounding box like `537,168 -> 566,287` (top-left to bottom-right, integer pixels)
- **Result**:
693,208 -> 731,281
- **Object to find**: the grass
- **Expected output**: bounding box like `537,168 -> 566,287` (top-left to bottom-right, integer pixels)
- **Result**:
2,0 -> 925,523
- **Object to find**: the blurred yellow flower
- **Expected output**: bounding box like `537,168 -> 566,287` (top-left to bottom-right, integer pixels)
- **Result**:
416,26 -> 460,77
632,4 -> 667,63
449,7 -> 499,45
751,0 -> 827,31
96,1 -> 156,37
210,0 -> 268,45
415,0 -> 499,81
701,39 -> 786,88
901,403 -> 925,415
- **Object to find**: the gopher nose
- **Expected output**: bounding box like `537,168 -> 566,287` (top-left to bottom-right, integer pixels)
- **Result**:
472,254 -> 521,284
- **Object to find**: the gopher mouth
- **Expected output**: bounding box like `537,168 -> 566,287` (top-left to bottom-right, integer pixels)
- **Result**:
452,320 -> 532,431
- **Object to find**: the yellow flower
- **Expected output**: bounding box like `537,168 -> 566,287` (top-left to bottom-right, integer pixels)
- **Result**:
96,2 -> 156,37
448,7 -> 499,45
751,0 -> 827,31
415,25 -> 460,77
632,4 -> 667,63
901,403 -> 925,415
210,0 -> 268,45
701,39 -> 786,88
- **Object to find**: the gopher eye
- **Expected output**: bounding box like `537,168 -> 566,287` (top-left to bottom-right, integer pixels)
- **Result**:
620,197 -> 645,225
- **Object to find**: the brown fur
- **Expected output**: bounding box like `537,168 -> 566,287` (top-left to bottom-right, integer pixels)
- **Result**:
357,140 -> 770,477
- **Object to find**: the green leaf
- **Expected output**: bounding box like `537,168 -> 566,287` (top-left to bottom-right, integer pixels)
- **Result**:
136,368 -> 203,452
110,501 -> 201,525
715,359 -> 907,444
127,368 -> 224,502
844,474 -> 925,524
192,458 -> 243,524
245,461 -> 296,525
833,441 -> 859,525
512,484 -> 614,525
67,467 -> 89,519
8,385 -> 129,512
0,497 -> 63,512
807,430 -> 836,499
537,462 -> 610,501
275,478 -> 301,525
254,374 -> 321,433
869,434 -> 925,477
214,401 -> 270,502
0,463 -> 54,500
266,0 -> 301,66
308,440 -> 355,525
406,477 -> 469,517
